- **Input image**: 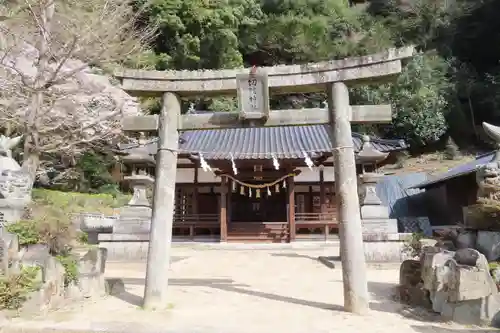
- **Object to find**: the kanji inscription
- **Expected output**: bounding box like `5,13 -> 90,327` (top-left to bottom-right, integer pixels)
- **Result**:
236,72 -> 269,120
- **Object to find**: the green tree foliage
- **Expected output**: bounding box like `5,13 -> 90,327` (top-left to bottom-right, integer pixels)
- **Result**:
352,53 -> 451,147
134,0 -> 465,148
134,0 -> 263,70
241,0 -> 393,65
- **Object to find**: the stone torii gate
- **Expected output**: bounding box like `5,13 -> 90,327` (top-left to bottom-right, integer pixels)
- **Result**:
116,46 -> 415,313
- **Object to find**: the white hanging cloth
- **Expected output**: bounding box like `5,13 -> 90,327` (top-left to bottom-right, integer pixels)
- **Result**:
303,151 -> 314,170
272,154 -> 280,170
199,153 -> 212,172
230,153 -> 238,175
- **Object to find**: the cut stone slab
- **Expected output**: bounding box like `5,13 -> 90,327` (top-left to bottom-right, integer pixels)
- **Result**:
447,260 -> 497,302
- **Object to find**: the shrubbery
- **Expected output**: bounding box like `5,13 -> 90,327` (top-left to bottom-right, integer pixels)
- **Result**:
6,211 -> 79,293
0,266 -> 41,310
0,189 -> 129,309
55,255 -> 79,287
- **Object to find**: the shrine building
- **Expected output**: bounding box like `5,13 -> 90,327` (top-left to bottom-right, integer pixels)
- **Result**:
120,124 -> 406,243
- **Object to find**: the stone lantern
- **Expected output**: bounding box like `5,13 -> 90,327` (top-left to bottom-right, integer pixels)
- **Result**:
356,135 -> 397,234
115,137 -> 155,234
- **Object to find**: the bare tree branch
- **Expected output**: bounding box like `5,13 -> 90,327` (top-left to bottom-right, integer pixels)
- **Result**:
0,0 -> 156,181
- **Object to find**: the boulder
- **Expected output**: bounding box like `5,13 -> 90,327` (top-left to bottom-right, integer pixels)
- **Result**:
418,247 -> 500,325
477,231 -> 500,261
456,230 -> 477,249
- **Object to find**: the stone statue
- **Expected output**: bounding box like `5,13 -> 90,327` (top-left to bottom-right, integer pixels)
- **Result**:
0,135 -> 31,202
0,135 -> 32,226
477,123 -> 500,200
476,161 -> 500,200
0,135 -> 22,159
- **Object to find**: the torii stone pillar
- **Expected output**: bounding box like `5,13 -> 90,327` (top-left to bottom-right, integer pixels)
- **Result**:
143,93 -> 180,308
328,82 -> 368,311
116,46 -> 415,313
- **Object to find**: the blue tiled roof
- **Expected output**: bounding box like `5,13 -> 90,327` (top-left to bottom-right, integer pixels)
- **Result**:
120,125 -> 408,160
409,152 -> 496,189
179,125 -> 407,159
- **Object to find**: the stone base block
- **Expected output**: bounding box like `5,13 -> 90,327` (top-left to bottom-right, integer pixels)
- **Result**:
360,206 -> 390,219
99,242 -> 149,261
441,294 -> 500,327
363,233 -> 411,262
114,217 -> 151,234
362,219 -> 398,234
98,234 -> 150,261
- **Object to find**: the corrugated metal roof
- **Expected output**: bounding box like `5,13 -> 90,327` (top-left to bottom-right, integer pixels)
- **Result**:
119,125 -> 407,160
409,152 -> 496,189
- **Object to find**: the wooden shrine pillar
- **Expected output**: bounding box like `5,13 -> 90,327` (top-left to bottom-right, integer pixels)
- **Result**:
227,179 -> 233,225
193,167 -> 199,214
220,176 -> 228,242
319,167 -> 326,213
287,176 -> 296,242
308,185 -> 313,211
327,82 -> 369,314
319,167 -> 327,240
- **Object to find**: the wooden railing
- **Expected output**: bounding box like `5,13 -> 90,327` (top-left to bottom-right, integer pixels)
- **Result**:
295,212 -> 338,240
170,213 -> 338,242
173,213 -> 220,239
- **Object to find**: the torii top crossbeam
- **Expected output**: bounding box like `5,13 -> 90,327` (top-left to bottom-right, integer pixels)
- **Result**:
114,47 -> 415,97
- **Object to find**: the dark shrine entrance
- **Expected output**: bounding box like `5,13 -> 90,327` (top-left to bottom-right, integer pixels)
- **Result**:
231,188 -> 287,223
223,169 -> 295,243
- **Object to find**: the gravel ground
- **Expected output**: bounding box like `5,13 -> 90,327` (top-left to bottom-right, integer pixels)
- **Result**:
0,245 -> 497,333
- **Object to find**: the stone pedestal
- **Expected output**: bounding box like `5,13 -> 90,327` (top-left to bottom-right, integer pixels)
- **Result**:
114,175 -> 153,235
98,174 -> 153,260
0,198 -> 29,227
359,172 -> 404,262
359,172 -> 398,234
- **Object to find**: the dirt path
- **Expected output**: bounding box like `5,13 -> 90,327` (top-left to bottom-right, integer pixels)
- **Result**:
0,246 -> 496,333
